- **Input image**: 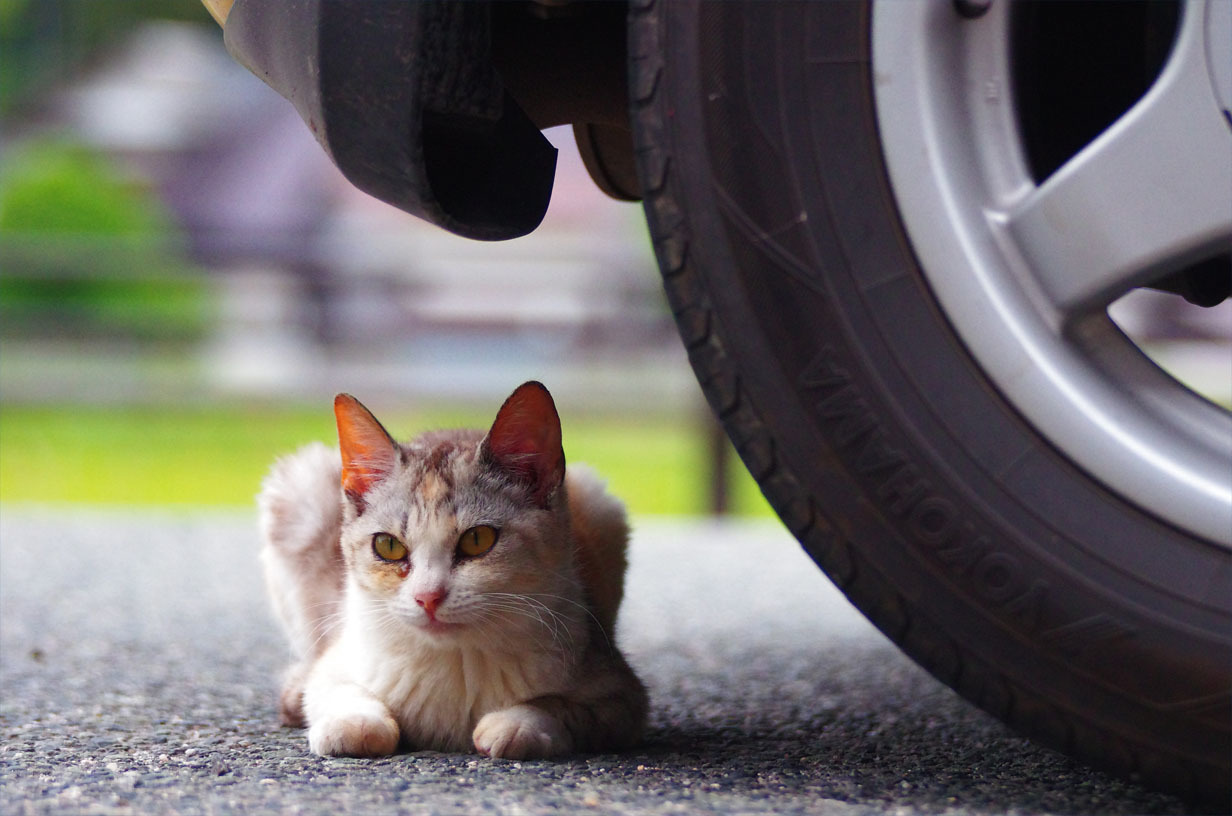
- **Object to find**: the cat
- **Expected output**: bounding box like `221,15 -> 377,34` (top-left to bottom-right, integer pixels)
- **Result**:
256,381 -> 648,759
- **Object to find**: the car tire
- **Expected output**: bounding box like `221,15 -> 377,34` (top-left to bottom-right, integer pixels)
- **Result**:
628,0 -> 1231,803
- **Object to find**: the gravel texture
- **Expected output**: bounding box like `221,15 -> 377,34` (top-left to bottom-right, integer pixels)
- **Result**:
0,511 -> 1192,815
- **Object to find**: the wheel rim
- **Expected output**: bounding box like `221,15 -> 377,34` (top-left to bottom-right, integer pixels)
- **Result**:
871,0 -> 1232,545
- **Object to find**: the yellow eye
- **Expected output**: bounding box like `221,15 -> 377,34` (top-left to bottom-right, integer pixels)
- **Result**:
372,532 -> 407,562
457,525 -> 499,558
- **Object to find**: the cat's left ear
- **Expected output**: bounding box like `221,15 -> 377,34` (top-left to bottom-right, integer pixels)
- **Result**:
334,394 -> 399,510
483,381 -> 565,508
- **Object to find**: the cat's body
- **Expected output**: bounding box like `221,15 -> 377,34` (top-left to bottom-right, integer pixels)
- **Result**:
258,383 -> 647,758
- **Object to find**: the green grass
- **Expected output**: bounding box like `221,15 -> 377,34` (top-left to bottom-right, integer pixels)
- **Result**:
0,404 -> 774,517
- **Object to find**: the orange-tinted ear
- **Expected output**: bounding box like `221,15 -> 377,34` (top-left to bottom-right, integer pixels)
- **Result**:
334,394 -> 399,509
482,381 -> 565,508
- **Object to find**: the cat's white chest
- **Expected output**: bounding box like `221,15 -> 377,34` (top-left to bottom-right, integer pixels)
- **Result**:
322,625 -> 573,752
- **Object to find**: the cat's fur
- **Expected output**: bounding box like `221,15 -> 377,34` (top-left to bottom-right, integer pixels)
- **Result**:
257,382 -> 647,758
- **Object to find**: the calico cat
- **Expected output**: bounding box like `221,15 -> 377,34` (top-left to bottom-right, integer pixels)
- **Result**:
257,381 -> 647,758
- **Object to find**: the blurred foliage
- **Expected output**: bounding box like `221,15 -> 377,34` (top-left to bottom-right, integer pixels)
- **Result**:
0,139 -> 173,235
0,139 -> 212,342
0,0 -> 212,114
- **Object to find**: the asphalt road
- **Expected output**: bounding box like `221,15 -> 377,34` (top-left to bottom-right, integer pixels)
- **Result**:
0,510 -> 1193,815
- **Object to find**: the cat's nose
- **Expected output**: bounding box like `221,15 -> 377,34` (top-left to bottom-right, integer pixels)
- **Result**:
415,588 -> 447,618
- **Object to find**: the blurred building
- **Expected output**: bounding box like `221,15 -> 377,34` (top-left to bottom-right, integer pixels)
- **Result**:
5,20 -> 694,411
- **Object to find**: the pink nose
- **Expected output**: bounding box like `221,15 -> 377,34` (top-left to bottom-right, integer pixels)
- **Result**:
415,588 -> 447,618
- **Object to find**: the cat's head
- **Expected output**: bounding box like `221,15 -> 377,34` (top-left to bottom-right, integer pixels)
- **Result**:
332,381 -> 579,647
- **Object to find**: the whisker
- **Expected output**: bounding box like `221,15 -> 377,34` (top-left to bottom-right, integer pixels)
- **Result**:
523,592 -> 613,650
477,593 -> 581,655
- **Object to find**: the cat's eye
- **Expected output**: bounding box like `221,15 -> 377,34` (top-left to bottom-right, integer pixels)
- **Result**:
457,525 -> 499,559
372,532 -> 408,562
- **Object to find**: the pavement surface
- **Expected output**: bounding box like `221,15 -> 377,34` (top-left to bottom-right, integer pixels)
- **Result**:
0,510 -> 1195,815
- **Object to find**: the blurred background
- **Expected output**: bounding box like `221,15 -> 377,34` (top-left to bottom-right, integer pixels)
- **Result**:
0,0 -> 769,517
1,0 -> 1227,518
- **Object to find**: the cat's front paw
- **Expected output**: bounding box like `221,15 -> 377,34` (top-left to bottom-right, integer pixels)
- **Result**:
473,704 -> 573,759
308,708 -> 400,757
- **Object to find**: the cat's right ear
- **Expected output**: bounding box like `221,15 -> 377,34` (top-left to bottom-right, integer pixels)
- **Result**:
334,394 -> 399,510
482,381 -> 565,509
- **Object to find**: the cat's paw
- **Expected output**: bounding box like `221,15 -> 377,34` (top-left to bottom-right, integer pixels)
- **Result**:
308,707 -> 400,757
473,704 -> 573,759
278,663 -> 311,728
279,683 -> 306,729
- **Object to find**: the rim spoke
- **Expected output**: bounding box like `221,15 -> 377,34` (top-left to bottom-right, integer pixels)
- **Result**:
872,0 -> 1232,544
1001,0 -> 1232,317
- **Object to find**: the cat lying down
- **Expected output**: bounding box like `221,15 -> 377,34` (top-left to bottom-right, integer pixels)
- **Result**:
257,381 -> 647,758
